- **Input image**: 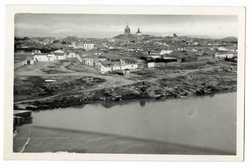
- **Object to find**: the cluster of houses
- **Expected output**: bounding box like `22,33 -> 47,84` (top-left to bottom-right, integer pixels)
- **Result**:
78,53 -> 145,74
14,32 -> 238,72
14,48 -> 145,74
70,41 -> 96,50
14,43 -> 238,72
14,49 -> 77,69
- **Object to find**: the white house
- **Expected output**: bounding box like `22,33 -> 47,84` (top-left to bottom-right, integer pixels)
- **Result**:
147,62 -> 155,68
83,55 -> 99,67
64,49 -> 76,58
160,50 -> 173,55
214,52 -> 234,58
150,55 -> 161,59
193,42 -> 199,46
31,50 -> 41,55
53,50 -> 67,59
224,46 -> 237,52
217,47 -> 229,51
162,56 -> 178,60
34,50 -> 67,61
83,42 -> 96,50
112,63 -> 121,71
77,54 -> 86,63
120,58 -> 139,70
100,62 -> 112,74
34,53 -> 55,61
77,53 -> 144,74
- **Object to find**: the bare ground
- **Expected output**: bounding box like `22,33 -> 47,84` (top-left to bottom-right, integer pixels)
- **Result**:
14,59 -> 237,109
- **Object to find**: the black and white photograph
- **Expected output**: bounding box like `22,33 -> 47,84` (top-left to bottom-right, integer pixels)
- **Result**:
3,5 -> 245,161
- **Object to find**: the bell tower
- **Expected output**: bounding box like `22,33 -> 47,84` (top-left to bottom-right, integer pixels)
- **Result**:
124,25 -> 131,36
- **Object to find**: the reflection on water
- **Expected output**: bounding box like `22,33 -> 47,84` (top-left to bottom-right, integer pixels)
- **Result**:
139,100 -> 146,107
32,93 -> 236,153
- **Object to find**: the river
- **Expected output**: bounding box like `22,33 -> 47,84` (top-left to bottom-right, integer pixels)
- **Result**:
14,92 -> 236,154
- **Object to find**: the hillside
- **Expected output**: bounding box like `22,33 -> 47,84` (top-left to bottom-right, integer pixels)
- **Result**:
219,37 -> 237,42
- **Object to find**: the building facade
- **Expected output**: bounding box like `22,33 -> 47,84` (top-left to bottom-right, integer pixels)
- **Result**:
83,42 -> 96,50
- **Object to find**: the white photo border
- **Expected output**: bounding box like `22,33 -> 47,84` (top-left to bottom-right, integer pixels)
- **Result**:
4,5 -> 245,161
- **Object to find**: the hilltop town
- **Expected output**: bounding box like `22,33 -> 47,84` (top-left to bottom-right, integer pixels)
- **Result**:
14,25 -> 238,110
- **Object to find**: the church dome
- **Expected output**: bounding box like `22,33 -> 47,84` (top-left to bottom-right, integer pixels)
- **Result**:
136,28 -> 141,33
136,28 -> 142,36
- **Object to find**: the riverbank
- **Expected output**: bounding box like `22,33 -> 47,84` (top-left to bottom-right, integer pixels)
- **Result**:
14,64 -> 237,110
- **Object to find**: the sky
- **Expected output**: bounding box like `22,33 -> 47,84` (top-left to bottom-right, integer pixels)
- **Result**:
15,14 -> 238,39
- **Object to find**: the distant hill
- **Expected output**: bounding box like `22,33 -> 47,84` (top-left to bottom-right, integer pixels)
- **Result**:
219,37 -> 238,42
186,35 -> 211,39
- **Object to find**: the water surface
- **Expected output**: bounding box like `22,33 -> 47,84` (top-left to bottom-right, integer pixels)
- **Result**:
31,92 -> 236,153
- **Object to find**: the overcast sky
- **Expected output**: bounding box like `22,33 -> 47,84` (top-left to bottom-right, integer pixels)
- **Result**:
15,14 -> 238,38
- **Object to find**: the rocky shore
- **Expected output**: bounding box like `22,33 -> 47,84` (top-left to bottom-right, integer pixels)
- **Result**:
14,65 -> 237,111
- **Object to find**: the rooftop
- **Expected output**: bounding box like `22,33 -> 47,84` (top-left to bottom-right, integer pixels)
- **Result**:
121,58 -> 138,63
84,54 -> 99,60
34,53 -> 48,56
85,49 -> 104,54
14,54 -> 34,63
216,51 -> 237,55
53,50 -> 65,54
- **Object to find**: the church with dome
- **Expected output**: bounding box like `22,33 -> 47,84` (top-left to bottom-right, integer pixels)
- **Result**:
113,25 -> 145,40
124,25 -> 142,36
